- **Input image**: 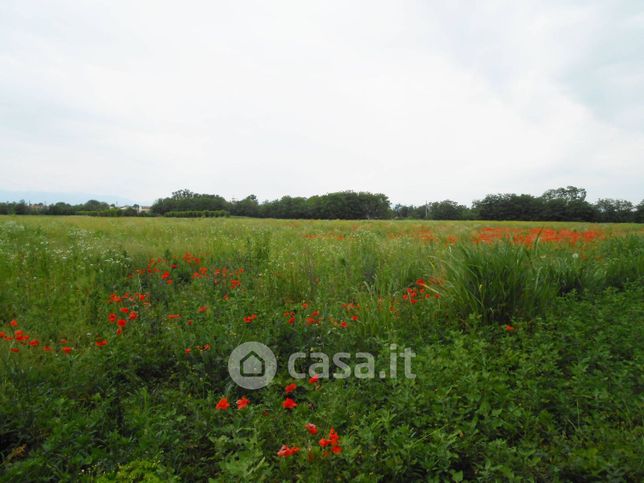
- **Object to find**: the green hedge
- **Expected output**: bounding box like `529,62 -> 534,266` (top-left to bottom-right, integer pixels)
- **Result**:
163,210 -> 230,218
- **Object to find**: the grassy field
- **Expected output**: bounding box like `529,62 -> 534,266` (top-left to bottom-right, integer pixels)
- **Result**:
1,216 -> 642,481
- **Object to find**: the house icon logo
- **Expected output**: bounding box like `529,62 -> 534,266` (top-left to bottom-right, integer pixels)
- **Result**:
240,350 -> 265,377
228,341 -> 277,389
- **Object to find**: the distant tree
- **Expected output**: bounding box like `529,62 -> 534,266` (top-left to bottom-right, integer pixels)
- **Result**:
539,186 -> 595,221
80,199 -> 111,212
636,200 -> 644,223
47,202 -> 75,215
151,189 -> 230,214
358,192 -> 392,219
171,189 -> 195,200
473,194 -> 542,221
393,204 -> 413,218
14,200 -> 29,215
263,196 -> 309,219
594,198 -> 635,223
427,200 -> 467,220
302,191 -> 391,219
231,195 -> 260,217
542,186 -> 587,203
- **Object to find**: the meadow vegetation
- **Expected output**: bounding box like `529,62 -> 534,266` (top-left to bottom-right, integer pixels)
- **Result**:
0,216 -> 642,481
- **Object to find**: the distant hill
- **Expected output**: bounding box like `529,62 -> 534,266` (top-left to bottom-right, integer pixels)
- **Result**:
0,190 -> 143,206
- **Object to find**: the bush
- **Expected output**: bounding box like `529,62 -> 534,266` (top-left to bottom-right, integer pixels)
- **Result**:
163,210 -> 230,218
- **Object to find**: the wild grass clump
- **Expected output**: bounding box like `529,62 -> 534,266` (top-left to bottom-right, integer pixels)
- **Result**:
442,234 -> 643,326
598,234 -> 643,289
444,240 -> 557,325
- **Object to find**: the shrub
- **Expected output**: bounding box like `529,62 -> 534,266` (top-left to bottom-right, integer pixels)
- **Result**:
163,210 -> 230,218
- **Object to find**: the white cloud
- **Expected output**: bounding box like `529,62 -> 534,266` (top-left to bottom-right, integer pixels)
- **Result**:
0,0 -> 642,205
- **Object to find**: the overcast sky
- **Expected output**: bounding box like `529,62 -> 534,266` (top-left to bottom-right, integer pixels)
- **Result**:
1,0 -> 642,205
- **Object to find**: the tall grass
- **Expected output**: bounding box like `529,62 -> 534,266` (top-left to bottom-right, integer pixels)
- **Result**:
443,234 -> 643,326
444,241 -> 556,325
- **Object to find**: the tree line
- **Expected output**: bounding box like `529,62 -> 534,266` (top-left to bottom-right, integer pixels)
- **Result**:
0,200 -> 141,217
150,189 -> 392,220
1,186 -> 642,222
395,187 -> 642,223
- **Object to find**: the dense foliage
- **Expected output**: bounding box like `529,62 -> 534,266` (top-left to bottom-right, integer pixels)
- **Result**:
0,200 -> 142,217
2,186 -> 642,222
0,217 -> 642,480
396,186 -> 643,223
164,210 -> 230,218
153,190 -> 392,220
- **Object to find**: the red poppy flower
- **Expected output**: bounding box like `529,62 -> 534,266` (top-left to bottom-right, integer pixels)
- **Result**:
167,314 -> 181,320
117,319 -> 127,328
128,311 -> 138,320
282,397 -> 298,410
285,383 -> 297,394
236,396 -> 250,410
504,324 -> 515,332
305,423 -> 318,435
215,397 -> 230,411
184,348 -> 191,355
276,445 -> 300,458
108,313 -> 117,322
43,346 -> 52,352
319,428 -> 342,453
198,305 -> 207,313
119,307 -> 129,313
29,340 -> 40,347
10,320 -> 18,327
10,347 -> 19,353
61,346 -> 73,354
308,374 -> 320,384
